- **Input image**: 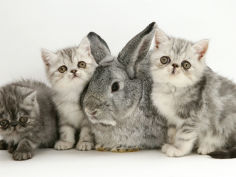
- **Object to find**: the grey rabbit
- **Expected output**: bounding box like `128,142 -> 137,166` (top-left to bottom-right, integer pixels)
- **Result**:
82,22 -> 167,152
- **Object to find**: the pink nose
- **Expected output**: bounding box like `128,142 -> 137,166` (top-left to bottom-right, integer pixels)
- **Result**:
85,107 -> 98,116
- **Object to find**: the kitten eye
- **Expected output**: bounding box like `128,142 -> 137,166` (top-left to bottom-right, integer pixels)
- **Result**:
19,117 -> 28,123
78,61 -> 87,68
0,120 -> 9,128
160,56 -> 171,64
58,65 -> 67,73
181,60 -> 191,70
111,82 -> 119,92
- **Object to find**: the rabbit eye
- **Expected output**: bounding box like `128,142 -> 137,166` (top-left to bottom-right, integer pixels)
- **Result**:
111,82 -> 119,92
58,65 -> 67,73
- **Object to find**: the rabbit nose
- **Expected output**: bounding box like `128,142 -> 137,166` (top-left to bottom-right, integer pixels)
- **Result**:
84,108 -> 98,116
172,63 -> 179,68
71,69 -> 77,74
91,111 -> 97,116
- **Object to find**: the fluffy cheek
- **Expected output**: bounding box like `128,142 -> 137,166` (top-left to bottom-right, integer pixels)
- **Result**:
0,127 -> 16,136
76,66 -> 96,82
169,71 -> 196,87
0,128 -> 7,134
151,64 -> 197,87
87,108 -> 117,126
150,63 -> 170,84
47,69 -> 66,86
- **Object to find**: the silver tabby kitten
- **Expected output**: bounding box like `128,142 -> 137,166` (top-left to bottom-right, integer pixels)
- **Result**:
0,80 -> 58,160
41,36 -> 98,150
150,26 -> 236,158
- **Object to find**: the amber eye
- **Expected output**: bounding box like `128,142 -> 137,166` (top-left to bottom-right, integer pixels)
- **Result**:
19,117 -> 28,123
58,65 -> 67,73
181,60 -> 191,70
78,61 -> 87,68
111,82 -> 119,92
160,56 -> 171,64
0,120 -> 9,128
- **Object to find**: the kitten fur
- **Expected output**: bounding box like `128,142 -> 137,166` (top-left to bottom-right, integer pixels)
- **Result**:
0,80 -> 58,160
41,36 -> 98,150
150,26 -> 236,158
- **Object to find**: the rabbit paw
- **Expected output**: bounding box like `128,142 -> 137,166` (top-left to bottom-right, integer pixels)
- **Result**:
13,151 -> 33,161
54,140 -> 74,150
76,141 -> 94,151
95,144 -> 110,152
111,147 -> 140,153
162,144 -> 185,157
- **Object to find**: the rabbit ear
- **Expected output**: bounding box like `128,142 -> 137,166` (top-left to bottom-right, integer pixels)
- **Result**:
87,32 -> 111,64
117,22 -> 156,79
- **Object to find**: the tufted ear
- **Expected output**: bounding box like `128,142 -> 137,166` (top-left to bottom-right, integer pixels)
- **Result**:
87,32 -> 111,64
192,39 -> 209,60
77,36 -> 92,56
17,86 -> 37,106
117,22 -> 156,79
41,48 -> 57,66
154,26 -> 170,48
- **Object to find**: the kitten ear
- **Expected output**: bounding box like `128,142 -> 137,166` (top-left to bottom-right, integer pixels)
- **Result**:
78,36 -> 91,54
192,39 -> 209,60
24,91 -> 37,106
41,48 -> 57,66
155,26 -> 169,48
17,87 -> 37,106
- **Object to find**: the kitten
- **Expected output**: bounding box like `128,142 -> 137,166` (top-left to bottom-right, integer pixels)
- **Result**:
0,80 -> 58,160
41,36 -> 98,150
150,26 -> 236,158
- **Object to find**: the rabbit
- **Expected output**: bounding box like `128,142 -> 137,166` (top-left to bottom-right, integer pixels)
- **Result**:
81,22 -> 167,152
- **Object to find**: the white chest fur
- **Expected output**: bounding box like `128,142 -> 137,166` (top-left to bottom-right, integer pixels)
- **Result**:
54,88 -> 84,128
151,84 -> 184,127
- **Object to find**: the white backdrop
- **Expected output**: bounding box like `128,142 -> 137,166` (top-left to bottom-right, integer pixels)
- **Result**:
0,0 -> 236,177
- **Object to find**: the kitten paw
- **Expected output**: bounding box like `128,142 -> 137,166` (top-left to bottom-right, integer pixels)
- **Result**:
54,141 -> 74,150
197,145 -> 215,155
76,141 -> 94,151
8,144 -> 17,154
13,151 -> 33,161
161,144 -> 169,153
162,144 -> 185,157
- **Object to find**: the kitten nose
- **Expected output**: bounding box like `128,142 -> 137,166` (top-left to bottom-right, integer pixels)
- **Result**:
10,121 -> 18,127
172,63 -> 179,68
71,69 -> 77,74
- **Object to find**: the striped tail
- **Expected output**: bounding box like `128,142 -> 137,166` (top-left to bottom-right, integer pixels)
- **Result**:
208,147 -> 236,159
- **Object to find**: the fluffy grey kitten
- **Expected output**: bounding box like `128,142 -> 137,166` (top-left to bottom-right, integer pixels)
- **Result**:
0,80 -> 58,160
41,36 -> 98,150
150,26 -> 236,158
